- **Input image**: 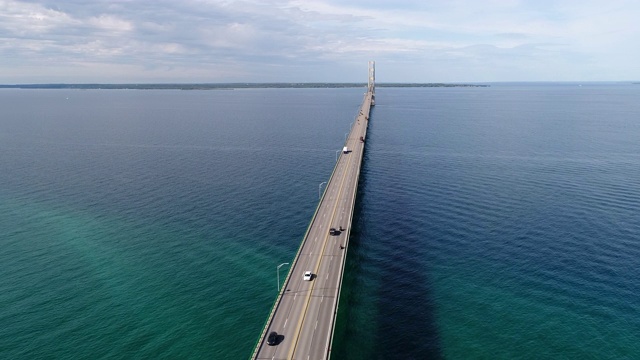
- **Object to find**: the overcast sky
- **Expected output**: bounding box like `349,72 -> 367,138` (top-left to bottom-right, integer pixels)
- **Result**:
1,0 -> 639,83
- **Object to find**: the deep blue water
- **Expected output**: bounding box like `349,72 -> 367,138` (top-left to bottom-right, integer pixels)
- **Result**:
1,84 -> 640,359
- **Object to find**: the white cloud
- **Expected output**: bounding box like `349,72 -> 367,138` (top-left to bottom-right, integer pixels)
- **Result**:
0,0 -> 639,82
87,14 -> 133,32
0,0 -> 77,35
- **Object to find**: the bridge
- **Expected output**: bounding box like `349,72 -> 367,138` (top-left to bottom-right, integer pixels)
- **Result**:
251,61 -> 375,360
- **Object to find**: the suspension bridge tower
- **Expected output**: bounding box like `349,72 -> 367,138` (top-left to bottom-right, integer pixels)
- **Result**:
368,60 -> 375,106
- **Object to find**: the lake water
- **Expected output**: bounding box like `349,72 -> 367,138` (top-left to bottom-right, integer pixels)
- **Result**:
1,84 -> 640,359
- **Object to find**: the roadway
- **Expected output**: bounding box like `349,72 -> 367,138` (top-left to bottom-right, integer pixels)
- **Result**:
252,90 -> 373,360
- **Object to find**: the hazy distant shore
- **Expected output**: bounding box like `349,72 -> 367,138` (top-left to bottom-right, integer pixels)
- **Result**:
0,83 -> 488,90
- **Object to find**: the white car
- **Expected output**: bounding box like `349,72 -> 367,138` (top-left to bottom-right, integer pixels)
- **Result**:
303,271 -> 312,281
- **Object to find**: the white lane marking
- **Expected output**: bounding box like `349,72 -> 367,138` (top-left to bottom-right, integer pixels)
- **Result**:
294,293 -> 297,300
315,321 -> 318,330
284,319 -> 288,328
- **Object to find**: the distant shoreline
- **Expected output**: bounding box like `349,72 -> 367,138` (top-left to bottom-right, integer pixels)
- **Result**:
0,83 -> 488,90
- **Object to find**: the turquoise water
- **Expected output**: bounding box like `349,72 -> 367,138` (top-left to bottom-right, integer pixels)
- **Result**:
0,88 -> 358,358
2,85 -> 640,359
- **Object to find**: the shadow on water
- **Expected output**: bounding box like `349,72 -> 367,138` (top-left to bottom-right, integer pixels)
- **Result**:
332,120 -> 443,359
375,234 -> 444,360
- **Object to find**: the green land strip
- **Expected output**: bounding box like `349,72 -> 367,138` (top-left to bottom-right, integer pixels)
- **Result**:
0,83 -> 488,90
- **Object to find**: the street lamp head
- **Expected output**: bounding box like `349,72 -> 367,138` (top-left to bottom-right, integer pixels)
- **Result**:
277,262 -> 290,292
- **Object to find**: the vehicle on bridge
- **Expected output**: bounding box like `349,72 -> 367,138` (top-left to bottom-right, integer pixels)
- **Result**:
267,331 -> 278,346
343,146 -> 349,154
303,271 -> 313,281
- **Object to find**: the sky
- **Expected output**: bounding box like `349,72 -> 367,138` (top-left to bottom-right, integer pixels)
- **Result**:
1,0 -> 639,83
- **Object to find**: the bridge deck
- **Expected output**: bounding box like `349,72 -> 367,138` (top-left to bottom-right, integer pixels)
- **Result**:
252,90 -> 373,360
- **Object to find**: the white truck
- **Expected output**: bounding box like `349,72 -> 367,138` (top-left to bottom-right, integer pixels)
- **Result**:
343,146 -> 349,154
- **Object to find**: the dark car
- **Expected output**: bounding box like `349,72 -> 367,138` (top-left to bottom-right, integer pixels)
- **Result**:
267,331 -> 278,346
329,228 -> 339,236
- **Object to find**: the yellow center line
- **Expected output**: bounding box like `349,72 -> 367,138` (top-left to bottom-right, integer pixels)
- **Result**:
280,92 -> 370,360
286,120 -> 360,360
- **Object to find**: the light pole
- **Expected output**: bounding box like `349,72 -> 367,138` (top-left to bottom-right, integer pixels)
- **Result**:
277,263 -> 289,292
344,132 -> 349,141
319,182 -> 327,199
335,149 -> 340,162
